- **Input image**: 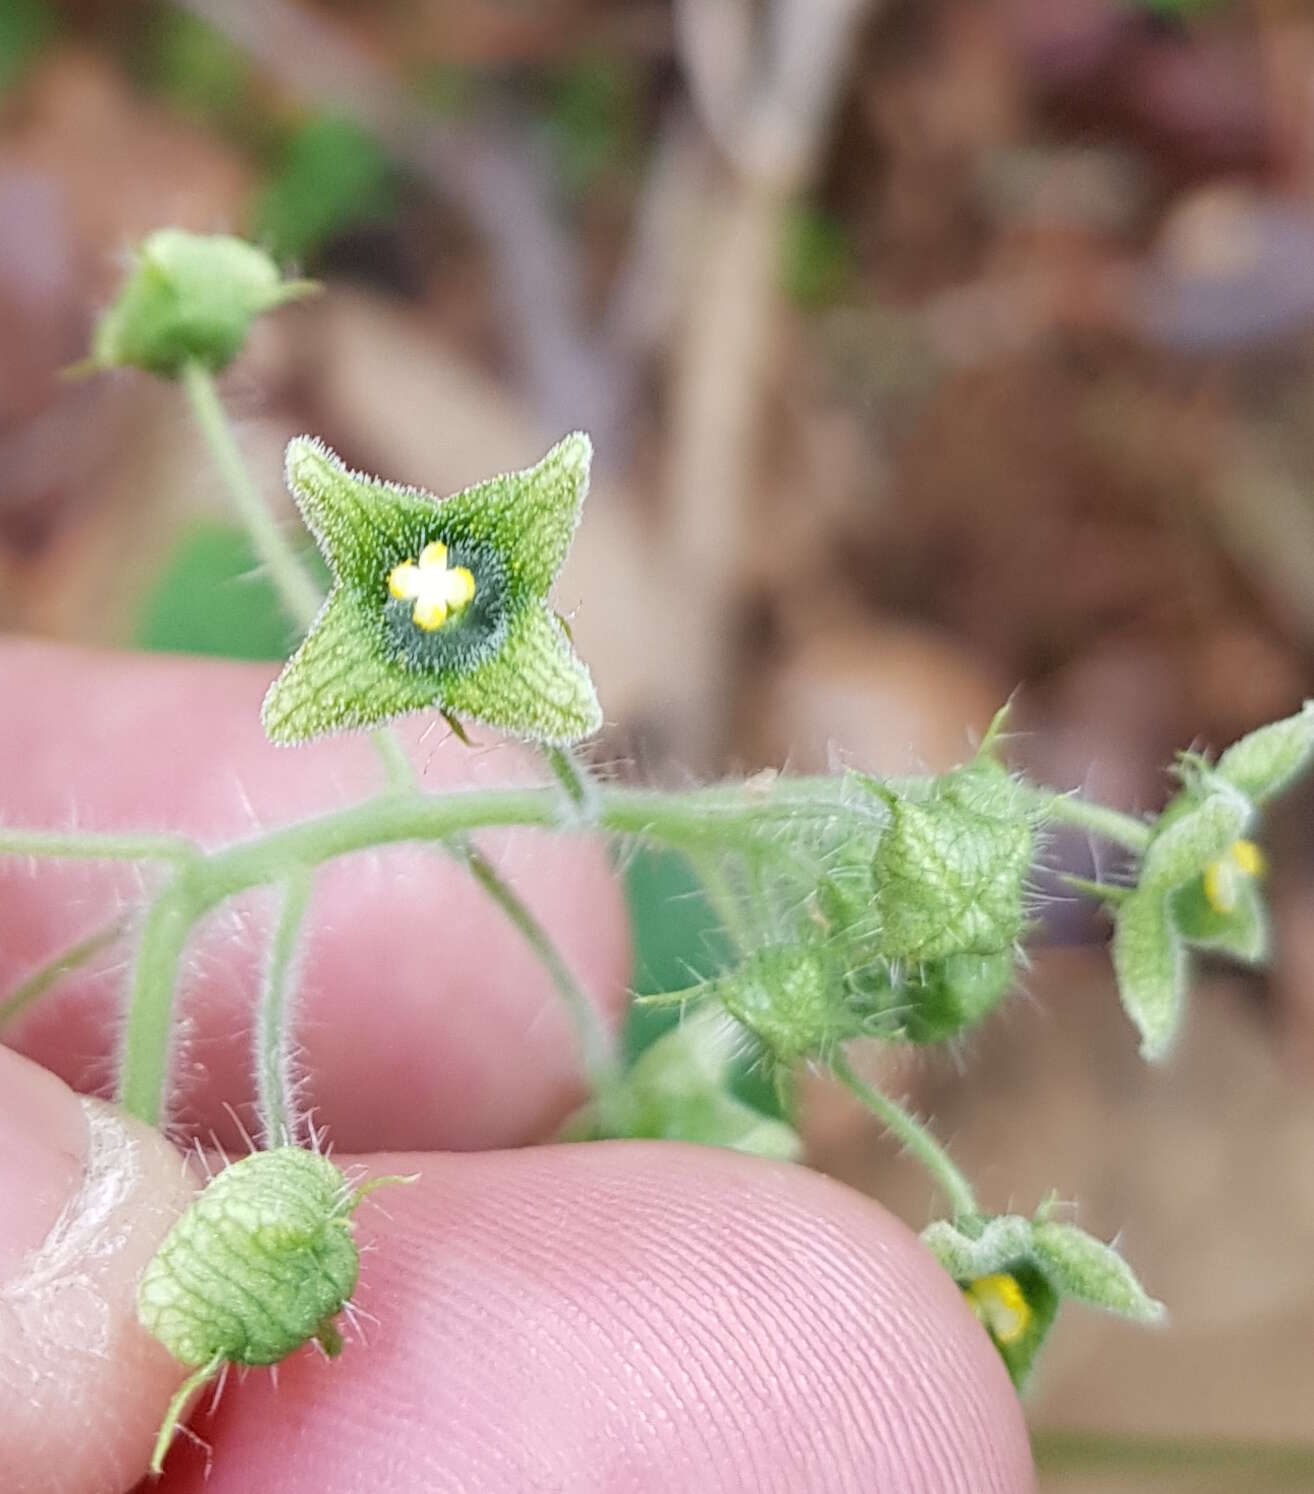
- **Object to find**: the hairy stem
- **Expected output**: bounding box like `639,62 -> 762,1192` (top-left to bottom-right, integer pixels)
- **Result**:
185,359 -> 417,795
1025,787 -> 1153,855
256,869 -> 314,1148
181,359 -> 323,630
0,915 -> 128,1033
118,882 -> 202,1127
546,745 -> 595,818
461,842 -> 616,1092
831,1052 -> 977,1218
0,827 -> 196,863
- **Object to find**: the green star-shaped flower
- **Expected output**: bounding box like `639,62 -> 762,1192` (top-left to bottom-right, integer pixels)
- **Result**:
922,1206 -> 1163,1389
1110,701 -> 1313,1060
262,433 -> 603,746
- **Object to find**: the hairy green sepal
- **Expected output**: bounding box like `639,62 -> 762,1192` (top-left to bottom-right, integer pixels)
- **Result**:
262,434 -> 602,745
867,763 -> 1034,964
90,229 -> 315,377
1109,703 -> 1314,1057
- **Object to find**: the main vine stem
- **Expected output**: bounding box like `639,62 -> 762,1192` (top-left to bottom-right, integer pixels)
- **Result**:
3,770 -> 1153,1136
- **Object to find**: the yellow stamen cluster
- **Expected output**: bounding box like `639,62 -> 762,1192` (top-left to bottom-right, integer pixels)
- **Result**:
963,1273 -> 1031,1346
387,541 -> 476,632
1203,838 -> 1266,915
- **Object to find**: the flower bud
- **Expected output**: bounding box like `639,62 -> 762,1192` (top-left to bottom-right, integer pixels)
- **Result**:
91,229 -> 315,377
869,765 -> 1033,965
896,949 -> 1016,1044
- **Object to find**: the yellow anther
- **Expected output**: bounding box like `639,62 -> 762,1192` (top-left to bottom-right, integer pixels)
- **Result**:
1204,839 -> 1266,915
412,597 -> 448,631
387,560 -> 418,601
448,566 -> 476,607
385,542 -> 476,633
964,1273 -> 1031,1346
1231,839 -> 1266,879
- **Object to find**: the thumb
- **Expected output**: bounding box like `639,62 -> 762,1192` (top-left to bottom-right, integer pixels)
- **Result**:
0,1048 -> 194,1494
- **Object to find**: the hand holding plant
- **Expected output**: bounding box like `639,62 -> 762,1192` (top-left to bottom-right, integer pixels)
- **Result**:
2,229 -> 1311,1490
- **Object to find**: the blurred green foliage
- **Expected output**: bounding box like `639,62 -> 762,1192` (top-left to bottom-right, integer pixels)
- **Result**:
543,58 -> 639,195
781,203 -> 851,310
254,117 -> 396,263
144,7 -> 254,133
135,521 -> 316,662
0,0 -> 56,97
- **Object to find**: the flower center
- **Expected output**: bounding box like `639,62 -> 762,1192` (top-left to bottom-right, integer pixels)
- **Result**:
387,541 -> 476,632
1203,838 -> 1266,915
963,1273 -> 1031,1345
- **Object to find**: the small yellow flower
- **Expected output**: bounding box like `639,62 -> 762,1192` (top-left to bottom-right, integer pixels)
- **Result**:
1203,838 -> 1267,915
387,541 -> 476,632
964,1273 -> 1031,1346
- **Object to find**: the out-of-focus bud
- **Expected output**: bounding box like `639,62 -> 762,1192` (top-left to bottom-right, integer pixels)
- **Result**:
89,229 -> 316,378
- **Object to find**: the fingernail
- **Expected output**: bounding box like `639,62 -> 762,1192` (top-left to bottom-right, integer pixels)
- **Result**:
0,1048 -> 89,1279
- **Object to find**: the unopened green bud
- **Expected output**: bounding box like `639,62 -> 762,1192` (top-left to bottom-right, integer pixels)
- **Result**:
897,949 -> 1016,1044
870,765 -> 1033,965
138,1146 -> 411,1472
718,945 -> 860,1063
90,229 -> 316,378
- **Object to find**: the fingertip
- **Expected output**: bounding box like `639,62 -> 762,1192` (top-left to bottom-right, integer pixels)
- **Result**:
0,641 -> 630,1151
162,1143 -> 1033,1492
0,1049 -> 195,1494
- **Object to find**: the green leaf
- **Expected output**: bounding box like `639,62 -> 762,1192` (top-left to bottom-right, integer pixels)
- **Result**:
1111,890 -> 1186,1060
440,604 -> 601,747
1030,1221 -> 1165,1323
1139,787 -> 1251,892
1216,701 -> 1314,805
1172,875 -> 1269,965
254,116 -> 395,263
136,521 -> 306,662
267,434 -> 601,746
0,0 -> 55,97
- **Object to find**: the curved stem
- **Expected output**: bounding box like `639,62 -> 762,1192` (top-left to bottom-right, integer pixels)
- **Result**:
461,841 -> 616,1092
831,1052 -> 978,1218
150,1353 -> 224,1476
0,914 -> 128,1033
255,868 -> 314,1148
118,881 -> 202,1127
181,359 -> 322,630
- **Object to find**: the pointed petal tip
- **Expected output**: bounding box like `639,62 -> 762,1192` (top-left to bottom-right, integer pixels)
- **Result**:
284,434 -> 344,497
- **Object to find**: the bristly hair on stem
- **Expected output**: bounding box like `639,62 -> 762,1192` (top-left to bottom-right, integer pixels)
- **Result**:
255,869 -> 315,1149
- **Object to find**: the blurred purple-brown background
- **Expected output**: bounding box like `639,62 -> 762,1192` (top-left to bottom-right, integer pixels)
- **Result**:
1,2 -> 1312,1488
